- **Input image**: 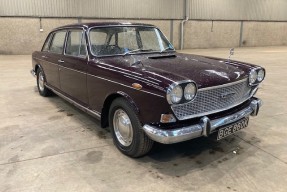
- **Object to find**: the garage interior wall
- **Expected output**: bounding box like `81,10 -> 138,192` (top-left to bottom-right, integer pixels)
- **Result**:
0,0 -> 286,54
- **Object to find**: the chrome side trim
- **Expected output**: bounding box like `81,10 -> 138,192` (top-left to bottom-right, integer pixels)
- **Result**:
87,74 -> 165,98
143,98 -> 262,144
34,58 -> 59,66
36,57 -> 86,74
33,56 -> 164,98
60,65 -> 86,75
97,62 -> 143,76
45,84 -> 101,120
96,65 -> 158,84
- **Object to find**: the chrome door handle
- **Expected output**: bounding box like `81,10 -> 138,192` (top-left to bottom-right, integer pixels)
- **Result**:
42,55 -> 48,59
58,59 -> 65,63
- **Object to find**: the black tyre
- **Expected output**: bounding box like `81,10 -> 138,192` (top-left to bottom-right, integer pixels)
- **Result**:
36,68 -> 53,97
109,98 -> 154,157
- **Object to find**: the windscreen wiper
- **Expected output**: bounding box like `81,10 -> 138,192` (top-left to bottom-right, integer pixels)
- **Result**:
161,47 -> 175,53
124,48 -> 154,55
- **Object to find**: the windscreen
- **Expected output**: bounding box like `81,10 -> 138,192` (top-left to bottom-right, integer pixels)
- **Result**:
89,26 -> 174,56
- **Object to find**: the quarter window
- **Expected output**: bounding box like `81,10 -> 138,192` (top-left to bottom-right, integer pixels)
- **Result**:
42,34 -> 52,52
66,30 -> 87,57
49,31 -> 66,54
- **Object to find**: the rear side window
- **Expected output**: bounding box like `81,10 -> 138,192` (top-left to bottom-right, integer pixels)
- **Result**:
65,30 -> 87,57
42,34 -> 52,52
49,31 -> 66,54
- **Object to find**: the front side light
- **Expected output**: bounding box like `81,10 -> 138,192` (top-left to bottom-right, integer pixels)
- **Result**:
168,85 -> 183,104
184,83 -> 196,101
160,114 -> 176,123
249,70 -> 257,84
257,69 -> 265,82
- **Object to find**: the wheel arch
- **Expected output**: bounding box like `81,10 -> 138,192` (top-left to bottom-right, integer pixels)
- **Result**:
35,64 -> 45,75
35,64 -> 48,81
101,91 -> 140,128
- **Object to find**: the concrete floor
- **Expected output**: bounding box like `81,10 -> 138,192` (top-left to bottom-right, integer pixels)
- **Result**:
0,46 -> 287,192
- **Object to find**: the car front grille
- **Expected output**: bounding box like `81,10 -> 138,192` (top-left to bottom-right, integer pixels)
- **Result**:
171,79 -> 252,120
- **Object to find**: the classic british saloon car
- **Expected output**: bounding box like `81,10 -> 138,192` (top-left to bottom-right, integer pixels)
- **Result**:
31,22 -> 265,157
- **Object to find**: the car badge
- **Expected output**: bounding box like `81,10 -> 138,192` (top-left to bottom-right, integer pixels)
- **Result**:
221,92 -> 236,99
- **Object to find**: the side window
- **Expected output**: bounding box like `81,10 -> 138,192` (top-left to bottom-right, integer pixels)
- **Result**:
42,34 -> 52,52
49,31 -> 66,54
65,30 -> 87,57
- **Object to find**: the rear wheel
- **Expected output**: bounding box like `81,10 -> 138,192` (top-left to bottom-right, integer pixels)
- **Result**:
109,98 -> 154,157
36,68 -> 52,97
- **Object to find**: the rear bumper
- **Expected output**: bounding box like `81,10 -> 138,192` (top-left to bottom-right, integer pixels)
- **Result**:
30,69 -> 36,77
143,98 -> 262,144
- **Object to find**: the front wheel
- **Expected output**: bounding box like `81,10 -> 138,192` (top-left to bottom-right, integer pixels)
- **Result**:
36,68 -> 53,97
109,98 -> 154,157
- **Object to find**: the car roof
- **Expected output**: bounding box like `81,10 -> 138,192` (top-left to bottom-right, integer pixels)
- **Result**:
54,22 -> 156,31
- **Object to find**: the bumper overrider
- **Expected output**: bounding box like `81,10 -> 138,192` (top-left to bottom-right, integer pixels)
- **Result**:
143,98 -> 262,144
31,69 -> 36,77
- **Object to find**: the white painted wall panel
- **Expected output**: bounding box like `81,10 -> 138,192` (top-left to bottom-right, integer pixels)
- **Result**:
0,0 -> 184,19
189,0 -> 287,21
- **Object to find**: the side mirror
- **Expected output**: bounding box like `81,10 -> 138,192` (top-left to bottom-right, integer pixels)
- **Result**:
230,48 -> 234,56
229,48 -> 235,60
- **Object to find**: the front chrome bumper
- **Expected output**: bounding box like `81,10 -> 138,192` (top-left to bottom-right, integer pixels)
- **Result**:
30,69 -> 36,77
143,98 -> 262,144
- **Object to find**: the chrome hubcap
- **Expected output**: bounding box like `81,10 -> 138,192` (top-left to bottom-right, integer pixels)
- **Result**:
38,71 -> 45,92
113,109 -> 133,146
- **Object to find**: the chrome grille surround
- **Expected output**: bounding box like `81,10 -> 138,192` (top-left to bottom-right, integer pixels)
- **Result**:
171,78 -> 252,120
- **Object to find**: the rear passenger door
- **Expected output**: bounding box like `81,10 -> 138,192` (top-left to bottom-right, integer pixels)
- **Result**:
59,29 -> 89,106
41,30 -> 67,89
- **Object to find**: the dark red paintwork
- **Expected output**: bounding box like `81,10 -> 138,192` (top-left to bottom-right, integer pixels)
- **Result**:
32,22 -> 261,126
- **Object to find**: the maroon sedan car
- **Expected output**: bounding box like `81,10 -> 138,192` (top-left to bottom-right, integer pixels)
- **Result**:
31,22 -> 265,157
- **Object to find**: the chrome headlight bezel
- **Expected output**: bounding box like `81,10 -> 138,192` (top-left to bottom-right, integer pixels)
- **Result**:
257,69 -> 265,82
249,67 -> 265,86
184,83 -> 197,101
249,69 -> 257,85
167,80 -> 197,105
169,85 -> 183,104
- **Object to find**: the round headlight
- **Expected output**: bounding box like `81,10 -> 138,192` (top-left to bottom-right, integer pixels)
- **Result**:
257,69 -> 265,82
184,83 -> 196,101
170,85 -> 183,104
249,70 -> 257,84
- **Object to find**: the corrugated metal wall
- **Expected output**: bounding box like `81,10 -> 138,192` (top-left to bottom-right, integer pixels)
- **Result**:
190,0 -> 287,21
0,0 -> 286,21
0,0 -> 184,19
